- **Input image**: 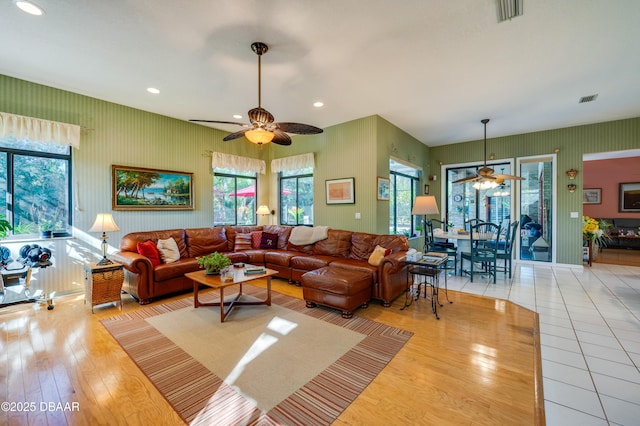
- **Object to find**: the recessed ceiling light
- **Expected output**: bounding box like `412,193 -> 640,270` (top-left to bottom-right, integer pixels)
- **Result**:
15,1 -> 44,16
233,114 -> 242,119
146,87 -> 160,94
313,101 -> 324,108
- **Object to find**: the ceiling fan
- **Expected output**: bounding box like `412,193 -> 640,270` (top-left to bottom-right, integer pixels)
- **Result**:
190,42 -> 323,146
453,118 -> 524,188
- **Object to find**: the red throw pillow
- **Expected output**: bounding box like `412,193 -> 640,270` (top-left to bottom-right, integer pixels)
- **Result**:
137,240 -> 161,266
250,231 -> 263,249
260,232 -> 278,249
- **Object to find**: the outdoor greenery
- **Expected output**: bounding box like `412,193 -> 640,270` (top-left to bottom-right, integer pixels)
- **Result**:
213,172 -> 257,226
1,141 -> 70,236
280,168 -> 313,225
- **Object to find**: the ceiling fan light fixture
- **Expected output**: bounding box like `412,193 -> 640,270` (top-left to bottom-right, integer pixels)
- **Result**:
245,128 -> 274,145
473,180 -> 499,190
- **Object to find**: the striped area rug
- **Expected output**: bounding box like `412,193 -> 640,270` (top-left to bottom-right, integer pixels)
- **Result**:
101,287 -> 412,425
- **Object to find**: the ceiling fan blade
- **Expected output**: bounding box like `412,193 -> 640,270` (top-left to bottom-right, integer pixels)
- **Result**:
223,128 -> 249,141
271,129 -> 292,146
248,107 -> 274,125
189,119 -> 247,127
276,122 -> 323,135
494,174 -> 525,181
453,175 -> 480,184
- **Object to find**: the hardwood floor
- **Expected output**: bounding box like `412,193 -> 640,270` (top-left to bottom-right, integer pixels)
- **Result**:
1,280 -> 542,425
594,247 -> 640,267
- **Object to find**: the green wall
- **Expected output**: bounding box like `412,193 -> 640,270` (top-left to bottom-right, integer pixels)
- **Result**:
429,118 -> 640,264
3,72 -> 638,267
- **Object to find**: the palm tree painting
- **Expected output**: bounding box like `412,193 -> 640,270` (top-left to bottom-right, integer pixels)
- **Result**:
112,165 -> 194,210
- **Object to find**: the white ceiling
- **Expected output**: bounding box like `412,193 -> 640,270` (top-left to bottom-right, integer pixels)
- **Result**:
2,0 -> 640,146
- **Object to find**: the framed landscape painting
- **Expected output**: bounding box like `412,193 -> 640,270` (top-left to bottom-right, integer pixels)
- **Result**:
326,177 -> 355,204
619,182 -> 640,212
583,188 -> 601,204
112,165 -> 194,210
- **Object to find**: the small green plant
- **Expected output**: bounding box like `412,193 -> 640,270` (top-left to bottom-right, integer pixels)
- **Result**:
197,252 -> 232,274
0,215 -> 12,239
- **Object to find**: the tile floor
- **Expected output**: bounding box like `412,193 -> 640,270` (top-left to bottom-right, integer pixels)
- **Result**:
446,262 -> 640,426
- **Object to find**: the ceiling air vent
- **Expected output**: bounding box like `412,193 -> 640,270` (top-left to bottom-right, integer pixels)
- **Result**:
579,94 -> 598,103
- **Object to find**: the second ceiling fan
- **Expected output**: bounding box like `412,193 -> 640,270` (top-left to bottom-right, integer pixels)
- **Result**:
190,42 -> 323,146
453,119 -> 524,188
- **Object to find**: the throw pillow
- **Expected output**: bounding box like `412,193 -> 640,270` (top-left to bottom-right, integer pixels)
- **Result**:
136,240 -> 161,267
250,231 -> 263,249
368,245 -> 391,266
156,237 -> 181,263
234,233 -> 253,251
260,232 -> 278,249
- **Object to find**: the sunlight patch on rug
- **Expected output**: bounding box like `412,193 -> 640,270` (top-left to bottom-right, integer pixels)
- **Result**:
146,302 -> 365,411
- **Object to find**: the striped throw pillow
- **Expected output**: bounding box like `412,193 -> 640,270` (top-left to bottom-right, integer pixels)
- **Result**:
234,233 -> 252,251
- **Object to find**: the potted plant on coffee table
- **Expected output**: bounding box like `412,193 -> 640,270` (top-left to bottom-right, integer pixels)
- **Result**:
197,252 -> 232,275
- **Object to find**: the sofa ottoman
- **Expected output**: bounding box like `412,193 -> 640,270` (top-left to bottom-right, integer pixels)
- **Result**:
301,266 -> 372,319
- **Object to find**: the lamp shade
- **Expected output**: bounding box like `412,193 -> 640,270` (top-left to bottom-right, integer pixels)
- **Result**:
411,195 -> 439,215
256,205 -> 271,215
89,213 -> 120,233
245,128 -> 274,145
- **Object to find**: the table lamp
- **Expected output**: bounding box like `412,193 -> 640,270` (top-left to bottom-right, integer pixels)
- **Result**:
411,195 -> 440,252
89,213 -> 120,265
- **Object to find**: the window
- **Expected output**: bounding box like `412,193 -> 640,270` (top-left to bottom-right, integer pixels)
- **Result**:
0,137 -> 71,237
213,168 -> 257,226
389,159 -> 420,236
446,163 -> 512,230
280,167 -> 313,225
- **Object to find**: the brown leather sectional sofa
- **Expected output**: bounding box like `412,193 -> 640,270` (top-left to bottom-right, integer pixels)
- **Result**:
111,225 -> 409,310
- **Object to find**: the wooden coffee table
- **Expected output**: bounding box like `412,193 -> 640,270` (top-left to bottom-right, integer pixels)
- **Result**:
185,266 -> 277,322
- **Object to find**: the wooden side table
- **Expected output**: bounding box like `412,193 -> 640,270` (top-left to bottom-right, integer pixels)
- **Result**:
84,262 -> 124,313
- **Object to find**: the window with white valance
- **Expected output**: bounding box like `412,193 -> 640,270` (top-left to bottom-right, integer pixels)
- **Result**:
211,152 -> 266,174
0,112 -> 81,149
271,152 -> 314,173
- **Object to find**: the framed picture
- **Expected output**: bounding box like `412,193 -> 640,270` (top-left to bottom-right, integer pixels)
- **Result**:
377,177 -> 390,201
424,184 -> 430,195
326,177 -> 355,204
619,182 -> 640,212
112,165 -> 194,210
582,188 -> 601,204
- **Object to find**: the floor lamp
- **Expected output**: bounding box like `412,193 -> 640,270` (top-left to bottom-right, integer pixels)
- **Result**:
411,195 -> 440,252
256,205 -> 272,225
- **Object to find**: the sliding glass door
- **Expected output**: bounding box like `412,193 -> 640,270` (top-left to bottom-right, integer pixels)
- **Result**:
517,156 -> 555,262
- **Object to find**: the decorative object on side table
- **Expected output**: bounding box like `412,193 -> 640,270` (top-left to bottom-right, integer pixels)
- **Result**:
197,252 -> 232,275
83,262 -> 124,313
89,213 -> 120,265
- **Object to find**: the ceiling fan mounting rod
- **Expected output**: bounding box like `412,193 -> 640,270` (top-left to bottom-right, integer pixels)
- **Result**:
481,118 -> 490,167
251,42 -> 268,109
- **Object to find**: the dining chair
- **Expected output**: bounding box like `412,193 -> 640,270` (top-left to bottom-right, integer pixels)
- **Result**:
497,220 -> 519,278
460,222 -> 501,283
464,218 -> 485,231
425,220 -> 457,274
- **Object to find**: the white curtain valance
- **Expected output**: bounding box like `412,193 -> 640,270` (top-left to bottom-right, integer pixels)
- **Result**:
211,152 -> 266,174
0,112 -> 81,149
271,152 -> 315,173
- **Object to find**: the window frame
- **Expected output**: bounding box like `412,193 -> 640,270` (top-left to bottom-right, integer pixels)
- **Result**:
0,143 -> 73,239
279,168 -> 313,226
213,170 -> 258,226
390,168 -> 421,237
